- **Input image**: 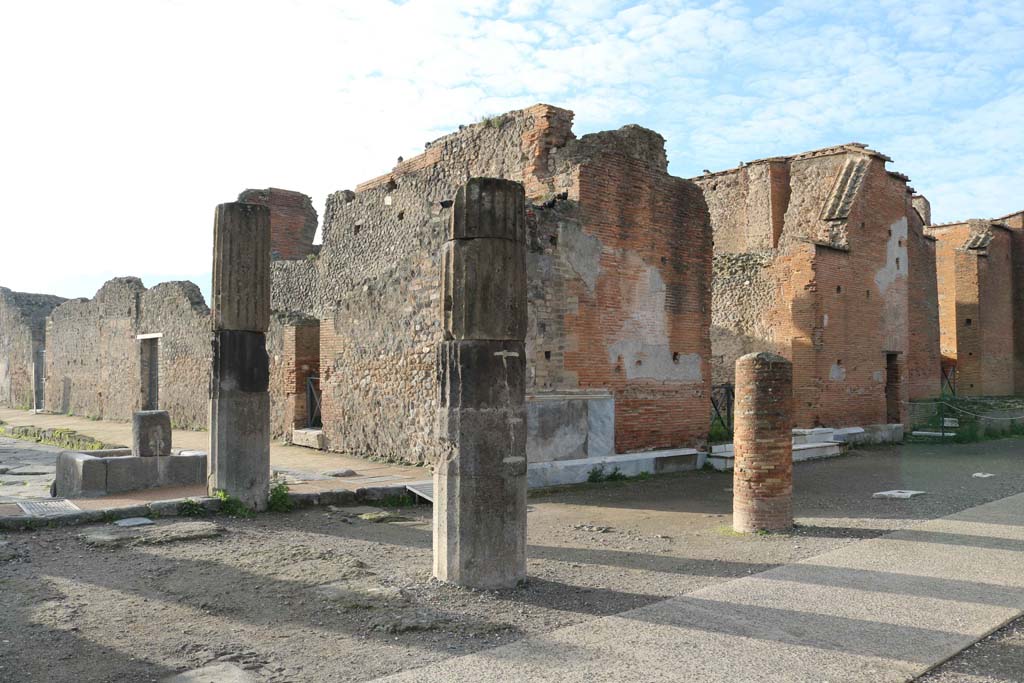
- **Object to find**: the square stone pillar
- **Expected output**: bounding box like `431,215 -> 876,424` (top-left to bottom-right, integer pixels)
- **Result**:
208,202 -> 271,511
434,178 -> 528,589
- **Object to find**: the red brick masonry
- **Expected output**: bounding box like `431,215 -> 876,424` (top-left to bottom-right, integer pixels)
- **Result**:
733,352 -> 793,532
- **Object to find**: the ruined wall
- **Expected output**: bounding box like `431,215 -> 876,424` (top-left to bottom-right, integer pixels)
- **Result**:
292,104 -> 712,464
0,288 -> 65,409
906,213 -> 942,399
239,188 -> 319,261
268,315 -> 320,441
527,140 -> 712,453
699,145 -> 930,428
977,227 -> 1015,396
928,221 -> 1016,396
1001,211 -> 1024,394
709,252 -> 786,384
912,194 -> 932,226
137,282 -> 211,427
804,162 -> 911,427
45,278 -> 211,427
697,162 -> 788,254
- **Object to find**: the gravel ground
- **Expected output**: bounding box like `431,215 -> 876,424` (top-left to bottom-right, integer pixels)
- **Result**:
1,438 -> 1022,682
918,617 -> 1024,682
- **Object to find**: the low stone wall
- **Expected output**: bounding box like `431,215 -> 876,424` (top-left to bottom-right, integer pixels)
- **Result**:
0,421 -> 121,450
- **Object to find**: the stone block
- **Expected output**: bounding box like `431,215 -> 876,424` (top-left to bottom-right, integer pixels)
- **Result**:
105,455 -> 159,494
55,451 -> 107,498
132,410 -> 172,457
526,398 -> 588,463
212,330 -> 269,393
212,202 -> 271,332
318,489 -> 358,506
433,472 -> 527,589
449,177 -> 526,243
586,396 -> 615,458
291,428 -> 324,450
437,340 -> 525,410
442,238 -> 527,340
157,452 -> 207,486
209,391 -> 270,511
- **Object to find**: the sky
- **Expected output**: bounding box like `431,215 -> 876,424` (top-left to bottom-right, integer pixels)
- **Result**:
1,0 -> 1022,301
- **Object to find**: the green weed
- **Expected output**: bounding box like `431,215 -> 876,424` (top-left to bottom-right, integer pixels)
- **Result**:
214,490 -> 254,518
267,479 -> 293,513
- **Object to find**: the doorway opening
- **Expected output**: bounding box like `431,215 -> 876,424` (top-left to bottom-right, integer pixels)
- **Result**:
139,334 -> 161,410
885,353 -> 901,423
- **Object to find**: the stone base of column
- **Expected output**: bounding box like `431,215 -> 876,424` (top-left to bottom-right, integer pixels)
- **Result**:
433,470 -> 527,588
208,392 -> 270,511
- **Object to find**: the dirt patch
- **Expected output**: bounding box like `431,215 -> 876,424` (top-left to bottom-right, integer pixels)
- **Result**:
1,439 -> 1024,682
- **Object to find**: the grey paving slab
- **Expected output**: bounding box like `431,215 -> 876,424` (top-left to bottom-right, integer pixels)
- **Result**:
372,493 -> 1024,683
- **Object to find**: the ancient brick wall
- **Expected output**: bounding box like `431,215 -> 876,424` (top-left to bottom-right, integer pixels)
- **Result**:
238,188 -> 319,261
44,278 -> 211,427
528,144 -> 712,453
928,221 -> 1016,396
0,288 -> 65,409
293,104 -> 712,464
906,212 -> 942,399
268,315 -> 320,440
1001,211 -> 1024,394
698,145 -> 933,428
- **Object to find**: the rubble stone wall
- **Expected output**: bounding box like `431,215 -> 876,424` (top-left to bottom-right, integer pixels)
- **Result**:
44,278 -> 211,428
0,288 -> 65,409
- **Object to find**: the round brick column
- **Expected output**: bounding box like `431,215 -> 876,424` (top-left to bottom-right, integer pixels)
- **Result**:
733,352 -> 793,533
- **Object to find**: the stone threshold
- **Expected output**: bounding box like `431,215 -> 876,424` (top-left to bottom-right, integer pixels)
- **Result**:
706,441 -> 845,471
527,448 -> 702,488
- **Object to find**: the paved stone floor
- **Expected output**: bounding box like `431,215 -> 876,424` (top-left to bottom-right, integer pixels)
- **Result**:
0,408 -> 427,509
373,493 -> 1024,682
0,436 -> 59,502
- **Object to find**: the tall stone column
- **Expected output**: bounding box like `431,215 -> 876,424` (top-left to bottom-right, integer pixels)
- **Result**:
208,202 -> 271,511
434,177 -> 528,589
733,352 -> 793,532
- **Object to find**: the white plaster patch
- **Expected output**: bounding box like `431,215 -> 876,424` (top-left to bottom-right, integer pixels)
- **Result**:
872,370 -> 885,383
560,221 -> 602,292
822,313 -> 828,328
608,259 -> 702,383
829,362 -> 846,381
874,216 -> 908,294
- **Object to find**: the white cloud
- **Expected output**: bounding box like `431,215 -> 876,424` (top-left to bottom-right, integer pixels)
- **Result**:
0,0 -> 1020,298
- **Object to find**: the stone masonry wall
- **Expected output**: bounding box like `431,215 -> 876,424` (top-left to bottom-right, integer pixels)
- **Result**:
698,145 -> 933,428
289,104 -> 712,464
0,288 -> 65,409
45,278 -> 211,427
710,252 -> 786,385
